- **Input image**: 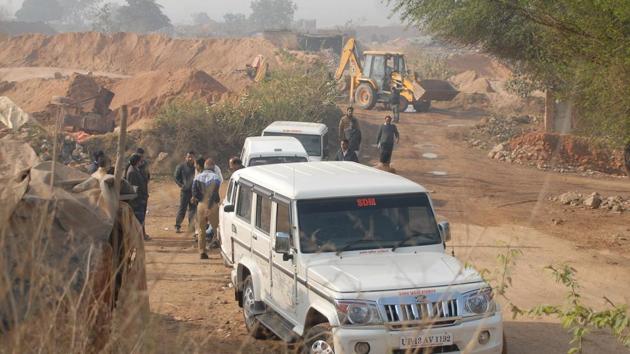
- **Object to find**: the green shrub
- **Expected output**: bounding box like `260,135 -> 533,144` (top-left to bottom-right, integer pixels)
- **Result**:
153,65 -> 342,169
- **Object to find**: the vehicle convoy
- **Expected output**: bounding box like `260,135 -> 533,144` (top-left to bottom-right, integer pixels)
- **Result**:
262,121 -> 329,161
335,38 -> 459,112
219,162 -> 504,354
240,136 -> 310,167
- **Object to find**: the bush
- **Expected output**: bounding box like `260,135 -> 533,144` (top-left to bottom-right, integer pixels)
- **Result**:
153,65 -> 342,169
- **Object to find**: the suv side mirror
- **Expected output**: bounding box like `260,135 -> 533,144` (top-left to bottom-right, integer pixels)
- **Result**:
438,221 -> 451,243
224,204 -> 235,213
274,232 -> 292,260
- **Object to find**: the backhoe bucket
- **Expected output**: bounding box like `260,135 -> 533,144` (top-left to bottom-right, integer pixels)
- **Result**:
414,80 -> 459,101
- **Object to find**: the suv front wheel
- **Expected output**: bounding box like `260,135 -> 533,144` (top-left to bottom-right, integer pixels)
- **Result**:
301,323 -> 335,354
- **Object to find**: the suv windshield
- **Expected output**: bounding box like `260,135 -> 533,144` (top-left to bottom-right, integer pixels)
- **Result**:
248,156 -> 308,166
263,132 -> 322,156
298,193 -> 441,254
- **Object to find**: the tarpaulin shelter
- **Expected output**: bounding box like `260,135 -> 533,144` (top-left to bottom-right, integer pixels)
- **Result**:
0,138 -> 148,352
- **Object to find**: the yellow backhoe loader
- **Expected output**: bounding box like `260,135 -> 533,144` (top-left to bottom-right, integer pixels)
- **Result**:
335,38 -> 458,112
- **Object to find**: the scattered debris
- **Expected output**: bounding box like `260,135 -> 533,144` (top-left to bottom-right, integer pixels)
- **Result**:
552,192 -> 629,212
466,114 -> 537,150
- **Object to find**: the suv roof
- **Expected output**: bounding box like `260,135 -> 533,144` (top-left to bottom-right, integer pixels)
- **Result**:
263,121 -> 328,135
244,136 -> 308,156
232,161 -> 426,199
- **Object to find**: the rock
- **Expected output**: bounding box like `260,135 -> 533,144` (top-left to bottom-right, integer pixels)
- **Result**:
54,71 -> 63,79
558,192 -> 582,205
156,152 -> 169,164
583,193 -> 602,209
491,143 -> 505,154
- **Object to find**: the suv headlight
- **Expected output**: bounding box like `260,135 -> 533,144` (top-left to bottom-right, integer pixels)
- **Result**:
335,300 -> 383,326
462,287 -> 496,316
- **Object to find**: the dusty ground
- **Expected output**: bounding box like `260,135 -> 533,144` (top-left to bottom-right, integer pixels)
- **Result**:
143,106 -> 630,353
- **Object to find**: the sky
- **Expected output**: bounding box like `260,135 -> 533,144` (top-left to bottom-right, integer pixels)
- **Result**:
1,0 -> 401,27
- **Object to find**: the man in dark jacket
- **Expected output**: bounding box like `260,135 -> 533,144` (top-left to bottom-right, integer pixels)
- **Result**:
376,115 -> 400,167
391,85 -> 401,123
87,150 -> 105,174
191,158 -> 221,259
344,120 -> 362,158
335,139 -> 359,162
174,151 -> 196,233
126,153 -> 149,239
624,140 -> 630,177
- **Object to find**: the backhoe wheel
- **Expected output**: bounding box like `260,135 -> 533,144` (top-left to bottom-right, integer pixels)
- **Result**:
399,96 -> 409,112
300,323 -> 335,354
242,276 -> 269,339
354,83 -> 376,110
413,100 -> 431,112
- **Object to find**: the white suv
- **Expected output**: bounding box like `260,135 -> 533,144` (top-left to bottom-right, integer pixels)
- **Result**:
219,162 -> 504,354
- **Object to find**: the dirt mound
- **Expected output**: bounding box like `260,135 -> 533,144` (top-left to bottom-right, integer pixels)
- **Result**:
447,53 -> 512,80
496,132 -> 626,175
110,69 -> 228,125
0,32 -> 282,91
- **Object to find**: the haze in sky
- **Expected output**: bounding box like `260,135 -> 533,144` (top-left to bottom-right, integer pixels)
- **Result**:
1,0 -> 399,27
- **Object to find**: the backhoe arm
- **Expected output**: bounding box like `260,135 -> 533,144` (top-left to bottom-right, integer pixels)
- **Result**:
335,38 -> 363,81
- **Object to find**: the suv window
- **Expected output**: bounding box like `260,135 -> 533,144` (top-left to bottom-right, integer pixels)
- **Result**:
236,185 -> 252,222
276,202 -> 291,236
255,194 -> 272,234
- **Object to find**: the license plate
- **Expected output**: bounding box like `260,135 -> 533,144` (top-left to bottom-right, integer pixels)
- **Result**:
400,333 -> 453,348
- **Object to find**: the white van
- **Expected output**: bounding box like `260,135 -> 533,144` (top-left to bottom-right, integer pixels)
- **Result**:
261,121 -> 329,161
219,162 -> 504,354
240,136 -> 309,167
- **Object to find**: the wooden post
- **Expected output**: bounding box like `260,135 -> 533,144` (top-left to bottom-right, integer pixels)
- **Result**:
114,105 -> 128,196
544,90 -> 555,133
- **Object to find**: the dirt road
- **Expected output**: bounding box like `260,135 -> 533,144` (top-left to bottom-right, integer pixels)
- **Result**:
143,107 -> 630,353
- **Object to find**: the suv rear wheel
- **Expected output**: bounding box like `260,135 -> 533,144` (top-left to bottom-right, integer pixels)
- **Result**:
301,323 -> 334,354
242,276 -> 268,339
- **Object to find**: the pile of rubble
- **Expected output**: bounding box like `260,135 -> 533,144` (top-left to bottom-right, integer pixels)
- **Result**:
487,132 -> 626,175
552,191 -> 630,212
466,114 -> 537,149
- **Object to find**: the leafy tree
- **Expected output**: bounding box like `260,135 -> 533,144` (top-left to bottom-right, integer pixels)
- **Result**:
116,0 -> 171,33
192,12 -> 212,26
57,0 -> 104,25
249,0 -> 296,31
0,5 -> 10,20
222,13 -> 250,36
92,2 -> 120,32
388,0 -> 630,145
15,0 -> 64,22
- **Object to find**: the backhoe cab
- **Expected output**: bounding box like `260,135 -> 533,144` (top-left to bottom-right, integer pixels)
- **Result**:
335,38 -> 458,112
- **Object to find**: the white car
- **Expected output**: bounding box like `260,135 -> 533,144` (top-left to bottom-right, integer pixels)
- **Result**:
261,121 -> 329,161
240,136 -> 309,167
219,162 -> 504,354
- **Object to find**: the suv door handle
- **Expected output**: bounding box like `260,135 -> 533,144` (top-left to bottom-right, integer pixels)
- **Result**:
252,233 -> 258,240
231,224 -> 237,233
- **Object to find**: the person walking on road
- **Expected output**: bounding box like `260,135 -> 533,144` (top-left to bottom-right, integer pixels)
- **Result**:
335,139 -> 359,162
376,115 -> 400,168
174,151 -> 196,234
391,84 -> 402,123
191,158 -> 221,259
126,153 -> 150,240
339,107 -> 359,138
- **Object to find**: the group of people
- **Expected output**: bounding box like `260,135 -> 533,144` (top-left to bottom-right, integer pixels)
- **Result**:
174,152 -> 244,259
335,106 -> 400,168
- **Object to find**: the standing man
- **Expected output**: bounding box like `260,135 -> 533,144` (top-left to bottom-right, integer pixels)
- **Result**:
391,84 -> 401,123
376,115 -> 400,168
174,151 -> 196,234
228,157 -> 245,173
339,107 -> 359,138
191,158 -> 221,260
126,153 -> 149,240
344,120 -> 362,159
335,139 -> 359,162
624,139 -> 630,177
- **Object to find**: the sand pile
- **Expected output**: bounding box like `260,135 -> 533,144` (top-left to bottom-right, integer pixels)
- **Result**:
0,32 -> 282,91
110,69 -> 229,125
446,53 -> 512,80
450,70 -> 495,94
